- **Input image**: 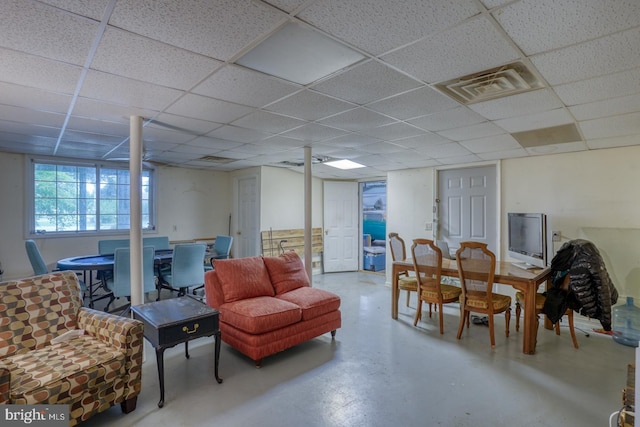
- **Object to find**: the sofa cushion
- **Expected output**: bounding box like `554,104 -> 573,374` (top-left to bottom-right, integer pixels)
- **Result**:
219,296 -> 301,335
263,252 -> 310,295
277,287 -> 341,321
2,334 -> 124,403
213,256 -> 275,303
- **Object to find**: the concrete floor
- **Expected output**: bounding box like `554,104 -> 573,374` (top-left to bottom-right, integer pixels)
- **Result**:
83,271 -> 633,427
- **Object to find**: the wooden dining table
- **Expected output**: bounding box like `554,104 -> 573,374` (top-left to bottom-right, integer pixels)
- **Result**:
391,258 -> 552,354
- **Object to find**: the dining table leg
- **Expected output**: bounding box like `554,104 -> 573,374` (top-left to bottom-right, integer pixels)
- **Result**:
391,263 -> 399,319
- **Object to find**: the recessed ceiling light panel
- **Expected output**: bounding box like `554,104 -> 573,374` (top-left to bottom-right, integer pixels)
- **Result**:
236,22 -> 365,85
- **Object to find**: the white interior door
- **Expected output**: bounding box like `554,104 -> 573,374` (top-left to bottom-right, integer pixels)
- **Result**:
323,181 -> 359,273
437,165 -> 498,254
235,175 -> 260,258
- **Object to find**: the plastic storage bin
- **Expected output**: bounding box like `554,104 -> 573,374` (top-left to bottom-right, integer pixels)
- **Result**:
612,297 -> 640,347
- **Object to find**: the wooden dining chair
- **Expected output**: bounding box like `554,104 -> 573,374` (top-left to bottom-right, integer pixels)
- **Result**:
411,239 -> 461,333
388,232 -> 418,307
515,291 -> 579,349
455,241 -> 511,348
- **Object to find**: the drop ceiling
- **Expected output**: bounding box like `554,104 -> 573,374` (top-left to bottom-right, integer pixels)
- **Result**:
0,0 -> 639,179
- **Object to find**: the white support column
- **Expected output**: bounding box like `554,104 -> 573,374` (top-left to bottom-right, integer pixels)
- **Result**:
129,116 -> 143,307
304,146 -> 312,282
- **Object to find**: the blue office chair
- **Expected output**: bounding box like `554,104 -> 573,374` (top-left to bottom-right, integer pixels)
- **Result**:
25,239 -> 87,295
160,243 -> 206,297
105,246 -> 156,314
204,235 -> 233,272
25,239 -> 48,275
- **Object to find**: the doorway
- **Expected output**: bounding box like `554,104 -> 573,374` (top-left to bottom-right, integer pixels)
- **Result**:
362,181 -> 387,273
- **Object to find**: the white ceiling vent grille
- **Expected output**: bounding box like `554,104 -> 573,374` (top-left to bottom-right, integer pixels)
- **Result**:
435,62 -> 544,105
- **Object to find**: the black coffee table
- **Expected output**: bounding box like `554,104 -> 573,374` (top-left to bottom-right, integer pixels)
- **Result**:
131,296 -> 222,408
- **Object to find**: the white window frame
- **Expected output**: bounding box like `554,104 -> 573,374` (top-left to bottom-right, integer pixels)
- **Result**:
26,156 -> 157,238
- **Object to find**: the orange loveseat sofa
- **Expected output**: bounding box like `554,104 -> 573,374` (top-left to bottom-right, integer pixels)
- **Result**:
204,252 -> 341,367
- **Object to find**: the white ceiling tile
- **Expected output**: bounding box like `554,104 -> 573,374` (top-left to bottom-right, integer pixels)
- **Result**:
266,90 -> 355,121
360,142 -> 406,155
322,133 -> 381,148
0,48 -> 81,94
493,108 -> 574,133
81,71 -> 183,111
525,141 -> 588,156
381,16 -> 521,84
569,94 -> 640,121
437,121 -> 503,141
318,108 -> 396,132
259,135 -> 306,150
207,125 -> 271,143
312,60 -> 422,104
62,129 -> 126,146
262,0 -> 308,14
0,104 -> 66,129
231,111 -> 306,134
393,134 -> 451,149
480,0 -> 512,8
38,0 -> 111,20
469,89 -> 563,120
460,133 -> 521,153
359,122 -> 426,140
139,127 -> 196,145
72,98 -> 160,124
167,94 -> 255,123
0,82 -> 71,115
299,0 -> 479,55
408,107 -> 486,132
531,27 -> 640,85
477,147 -> 528,160
0,0 -> 98,65
186,136 -> 244,150
147,114 -> 222,135
438,154 -> 482,164
194,65 -> 300,108
279,123 -> 348,141
66,116 -> 130,137
586,134 -> 640,150
366,87 -> 460,120
109,0 -> 286,60
554,67 -> 640,106
580,112 -> 640,140
0,120 -> 60,138
92,28 -> 222,90
414,142 -> 471,158
495,0 -> 640,55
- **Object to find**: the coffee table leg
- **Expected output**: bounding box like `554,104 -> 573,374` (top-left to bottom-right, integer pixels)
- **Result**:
185,341 -> 190,359
214,331 -> 223,384
156,347 -> 165,408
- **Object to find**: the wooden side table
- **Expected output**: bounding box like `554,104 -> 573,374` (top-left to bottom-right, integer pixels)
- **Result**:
131,296 -> 223,408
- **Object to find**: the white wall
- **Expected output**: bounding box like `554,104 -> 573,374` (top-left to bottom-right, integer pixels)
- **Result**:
260,166 -> 323,230
386,145 -> 640,300
386,168 -> 435,271
0,152 -> 231,279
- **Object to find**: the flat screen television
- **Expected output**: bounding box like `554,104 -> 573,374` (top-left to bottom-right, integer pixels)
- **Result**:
508,213 -> 547,269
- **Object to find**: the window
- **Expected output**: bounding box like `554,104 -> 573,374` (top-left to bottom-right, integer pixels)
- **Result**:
29,158 -> 155,236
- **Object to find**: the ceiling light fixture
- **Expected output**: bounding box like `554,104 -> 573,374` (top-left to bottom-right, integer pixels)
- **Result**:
236,22 -> 365,85
324,159 -> 366,170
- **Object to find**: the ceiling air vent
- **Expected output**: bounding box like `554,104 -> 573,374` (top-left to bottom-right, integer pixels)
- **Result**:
276,156 -> 332,167
198,155 -> 236,164
435,61 -> 544,105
